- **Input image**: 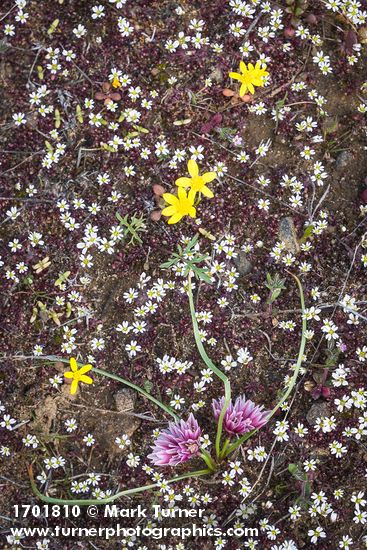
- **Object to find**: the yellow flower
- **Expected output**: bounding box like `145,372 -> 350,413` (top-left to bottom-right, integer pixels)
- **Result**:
112,75 -> 121,88
175,159 -> 217,199
162,187 -> 196,224
64,358 -> 93,395
229,61 -> 269,96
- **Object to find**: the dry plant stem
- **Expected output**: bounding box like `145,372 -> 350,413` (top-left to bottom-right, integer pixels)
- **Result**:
307,235 -> 364,370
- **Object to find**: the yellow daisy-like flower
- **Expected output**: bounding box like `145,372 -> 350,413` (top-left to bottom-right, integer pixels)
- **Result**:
229,61 -> 269,96
175,159 -> 217,199
162,187 -> 196,225
64,357 -> 93,395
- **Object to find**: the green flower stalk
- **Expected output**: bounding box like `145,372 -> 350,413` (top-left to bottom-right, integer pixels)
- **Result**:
29,272 -> 307,505
28,465 -> 210,505
187,273 -> 232,459
220,272 -> 307,458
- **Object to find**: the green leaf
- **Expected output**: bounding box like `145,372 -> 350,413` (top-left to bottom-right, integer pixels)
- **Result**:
144,380 -> 153,394
288,463 -> 298,475
101,143 -> 117,152
173,119 -> 192,126
23,275 -> 33,286
116,212 -> 147,245
288,463 -> 308,481
54,108 -> 61,129
304,481 -> 311,498
132,124 -> 149,134
160,234 -> 211,283
55,271 -> 71,287
269,288 -> 282,303
195,269 -> 212,284
325,346 -> 340,368
76,104 -> 83,123
47,19 -> 59,35
66,302 -> 72,318
216,127 -> 237,141
37,66 -> 44,80
160,259 -> 177,269
299,224 -> 314,244
322,116 -> 338,133
45,141 -> 53,153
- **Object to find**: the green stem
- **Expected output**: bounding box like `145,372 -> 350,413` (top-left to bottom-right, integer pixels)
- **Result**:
221,430 -> 256,459
268,272 -> 307,419
93,367 -> 178,420
28,465 -> 210,505
223,272 -> 307,458
200,450 -> 217,472
187,275 -> 231,459
218,438 -> 231,460
38,356 -> 178,421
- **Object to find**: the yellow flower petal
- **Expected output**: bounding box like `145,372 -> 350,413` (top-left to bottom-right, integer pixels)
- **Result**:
239,82 -> 248,96
229,71 -> 242,81
230,61 -> 270,97
175,177 -> 192,187
79,364 -> 92,375
64,371 -> 74,379
168,213 -> 183,224
188,206 -> 196,218
69,357 -> 78,372
201,185 -> 214,199
188,189 -> 196,202
187,159 -> 199,178
162,205 -> 176,216
177,187 -> 189,200
80,375 -> 93,385
163,193 -> 179,205
202,172 -> 217,183
70,379 -> 79,395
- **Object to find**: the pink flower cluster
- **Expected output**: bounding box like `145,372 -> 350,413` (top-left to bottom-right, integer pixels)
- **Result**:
212,395 -> 270,435
148,413 -> 202,466
148,395 -> 270,466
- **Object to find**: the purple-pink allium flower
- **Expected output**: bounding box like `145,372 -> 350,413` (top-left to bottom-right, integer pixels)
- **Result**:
148,414 -> 202,466
212,395 -> 270,435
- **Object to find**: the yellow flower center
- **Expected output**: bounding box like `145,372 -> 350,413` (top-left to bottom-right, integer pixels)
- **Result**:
191,176 -> 205,192
241,72 -> 254,84
178,195 -> 195,214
